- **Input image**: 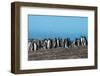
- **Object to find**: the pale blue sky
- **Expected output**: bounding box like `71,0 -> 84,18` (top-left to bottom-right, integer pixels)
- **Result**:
28,15 -> 88,40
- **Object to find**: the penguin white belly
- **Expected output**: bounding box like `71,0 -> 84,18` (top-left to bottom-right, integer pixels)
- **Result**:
47,40 -> 50,49
28,42 -> 32,51
34,43 -> 37,51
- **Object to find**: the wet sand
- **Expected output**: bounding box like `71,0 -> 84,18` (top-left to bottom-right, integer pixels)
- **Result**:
28,47 -> 88,60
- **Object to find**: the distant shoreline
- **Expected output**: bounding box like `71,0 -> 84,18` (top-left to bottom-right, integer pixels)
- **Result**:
28,36 -> 88,41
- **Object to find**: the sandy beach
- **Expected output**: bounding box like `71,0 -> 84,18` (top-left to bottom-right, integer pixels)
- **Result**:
28,47 -> 88,60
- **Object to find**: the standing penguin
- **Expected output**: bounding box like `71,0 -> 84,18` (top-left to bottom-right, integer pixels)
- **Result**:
57,38 -> 60,47
67,38 -> 71,48
81,36 -> 88,47
47,38 -> 52,49
52,38 -> 57,48
28,41 -> 33,51
32,40 -> 38,51
60,38 -> 64,48
64,38 -> 68,48
75,38 -> 81,47
42,39 -> 48,49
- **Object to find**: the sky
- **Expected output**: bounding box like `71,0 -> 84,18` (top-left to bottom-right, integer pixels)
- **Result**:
28,15 -> 88,40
